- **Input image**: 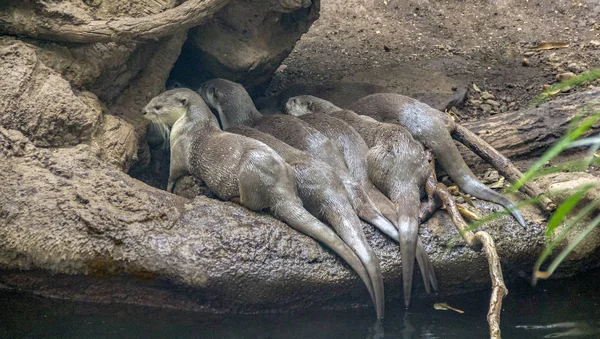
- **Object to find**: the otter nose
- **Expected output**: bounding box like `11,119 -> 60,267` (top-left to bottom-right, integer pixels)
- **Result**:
142,108 -> 147,115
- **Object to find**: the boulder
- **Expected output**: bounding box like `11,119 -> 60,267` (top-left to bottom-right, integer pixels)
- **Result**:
0,41 -> 102,147
169,0 -> 320,95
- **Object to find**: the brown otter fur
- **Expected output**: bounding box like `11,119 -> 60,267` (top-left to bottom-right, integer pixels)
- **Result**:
227,125 -> 387,318
142,89 -> 383,318
286,95 -> 440,307
198,80 -> 398,318
198,79 -> 399,239
348,93 -> 526,227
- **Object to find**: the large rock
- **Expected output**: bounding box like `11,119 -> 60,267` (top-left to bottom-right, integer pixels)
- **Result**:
0,0 -> 181,103
0,40 -> 139,170
0,40 -> 102,147
1,126 -> 599,313
169,0 -> 320,95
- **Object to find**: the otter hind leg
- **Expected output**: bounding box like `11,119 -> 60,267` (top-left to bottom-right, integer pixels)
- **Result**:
366,185 -> 401,228
343,178 -> 398,242
238,156 -> 383,319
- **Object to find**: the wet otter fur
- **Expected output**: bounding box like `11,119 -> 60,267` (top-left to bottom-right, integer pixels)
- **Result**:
142,89 -> 383,318
286,95 -> 440,307
198,79 -> 399,241
227,125 -> 386,318
197,80 -> 400,318
348,93 -> 526,227
282,99 -> 440,304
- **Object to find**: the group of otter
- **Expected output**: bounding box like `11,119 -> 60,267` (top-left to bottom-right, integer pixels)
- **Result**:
142,78 -> 527,320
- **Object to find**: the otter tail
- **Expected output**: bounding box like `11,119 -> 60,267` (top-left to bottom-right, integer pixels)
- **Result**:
273,201 -> 382,318
390,184 -> 435,308
416,240 -> 438,292
430,133 -> 526,228
364,187 -> 437,295
397,214 -> 419,308
319,191 -> 386,320
332,220 -> 385,320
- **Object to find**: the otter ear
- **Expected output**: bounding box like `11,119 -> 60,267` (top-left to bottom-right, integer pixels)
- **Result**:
213,87 -> 222,101
179,96 -> 189,107
307,101 -> 314,111
173,93 -> 189,107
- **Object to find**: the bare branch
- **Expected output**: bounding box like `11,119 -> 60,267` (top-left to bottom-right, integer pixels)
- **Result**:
454,124 -> 556,212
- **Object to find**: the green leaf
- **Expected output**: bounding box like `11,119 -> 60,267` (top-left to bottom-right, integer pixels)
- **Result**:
508,110 -> 600,193
531,68 -> 600,106
532,199 -> 599,285
545,184 -> 596,240
534,213 -> 600,283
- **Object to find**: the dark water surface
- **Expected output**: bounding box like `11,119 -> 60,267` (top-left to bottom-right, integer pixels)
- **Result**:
1,269 -> 599,339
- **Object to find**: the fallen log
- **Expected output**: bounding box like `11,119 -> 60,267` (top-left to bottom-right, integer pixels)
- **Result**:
461,89 -> 600,159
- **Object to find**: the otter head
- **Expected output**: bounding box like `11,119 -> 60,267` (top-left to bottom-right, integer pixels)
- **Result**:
198,78 -> 257,129
142,89 -> 197,127
285,95 -> 342,116
142,89 -> 198,146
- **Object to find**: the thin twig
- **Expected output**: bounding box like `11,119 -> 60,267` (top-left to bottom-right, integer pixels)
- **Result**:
435,182 -> 508,339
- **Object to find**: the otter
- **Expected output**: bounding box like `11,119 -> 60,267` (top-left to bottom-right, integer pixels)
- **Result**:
227,127 -> 437,298
198,79 -> 400,247
254,82 -> 393,115
348,93 -> 527,228
142,89 -> 383,318
280,99 -> 440,305
225,125 -> 387,318
285,95 -> 444,307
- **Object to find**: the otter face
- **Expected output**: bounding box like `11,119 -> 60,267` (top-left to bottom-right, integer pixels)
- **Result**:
284,96 -> 312,117
285,95 -> 342,116
142,89 -> 191,127
198,78 -> 253,111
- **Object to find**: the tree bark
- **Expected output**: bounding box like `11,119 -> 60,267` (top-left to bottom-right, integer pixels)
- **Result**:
0,0 -> 231,44
461,89 -> 600,159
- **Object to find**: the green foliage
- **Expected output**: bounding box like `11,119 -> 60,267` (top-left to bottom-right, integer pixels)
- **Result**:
531,69 -> 600,106
532,199 -> 600,285
455,105 -> 600,284
509,109 -> 600,193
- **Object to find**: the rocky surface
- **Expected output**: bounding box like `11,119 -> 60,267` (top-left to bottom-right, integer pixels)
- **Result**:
1,0 -> 600,315
1,125 -> 599,313
169,0 -> 320,95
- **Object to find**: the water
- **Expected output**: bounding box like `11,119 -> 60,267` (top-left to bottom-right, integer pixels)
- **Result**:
1,270 -> 599,339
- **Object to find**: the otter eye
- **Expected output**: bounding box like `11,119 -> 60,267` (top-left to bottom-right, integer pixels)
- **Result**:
154,105 -> 162,110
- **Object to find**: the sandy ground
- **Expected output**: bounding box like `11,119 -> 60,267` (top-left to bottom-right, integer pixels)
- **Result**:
270,0 -> 600,121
